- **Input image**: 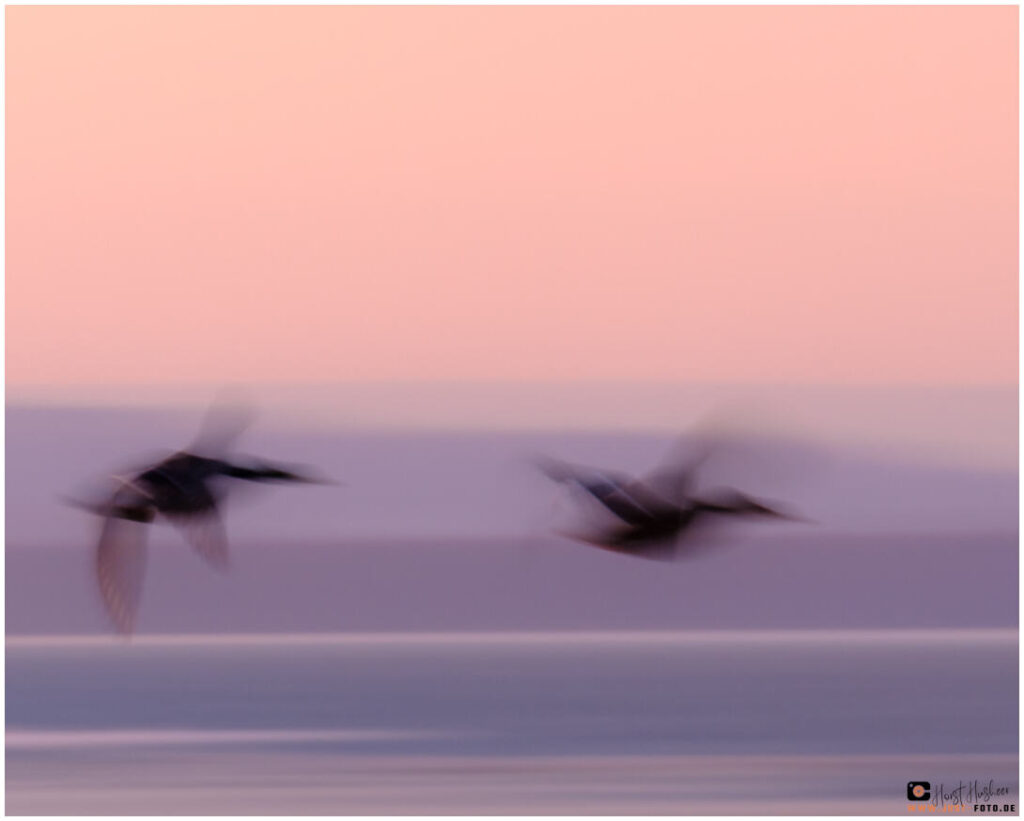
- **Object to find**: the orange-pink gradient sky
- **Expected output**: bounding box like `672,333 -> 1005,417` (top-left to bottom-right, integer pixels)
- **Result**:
6,6 -> 1018,390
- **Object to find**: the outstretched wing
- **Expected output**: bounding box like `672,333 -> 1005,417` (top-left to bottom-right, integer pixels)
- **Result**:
644,436 -> 718,504
170,511 -> 230,572
96,514 -> 149,635
189,390 -> 256,458
576,475 -> 666,525
536,456 -> 666,525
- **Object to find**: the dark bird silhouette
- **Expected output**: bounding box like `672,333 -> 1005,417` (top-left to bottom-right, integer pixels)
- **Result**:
67,401 -> 328,635
537,441 -> 800,560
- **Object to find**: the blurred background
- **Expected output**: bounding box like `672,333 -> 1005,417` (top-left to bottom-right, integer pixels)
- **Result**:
6,6 -> 1017,815
5,383 -> 1018,635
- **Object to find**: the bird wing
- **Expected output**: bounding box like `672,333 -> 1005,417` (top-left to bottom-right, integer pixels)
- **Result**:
536,457 -> 663,525
96,514 -> 149,636
644,437 -> 717,504
169,511 -> 230,572
188,391 -> 255,458
581,476 -> 666,525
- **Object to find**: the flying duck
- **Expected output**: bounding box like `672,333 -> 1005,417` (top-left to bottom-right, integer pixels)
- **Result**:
68,402 -> 328,634
537,442 -> 799,559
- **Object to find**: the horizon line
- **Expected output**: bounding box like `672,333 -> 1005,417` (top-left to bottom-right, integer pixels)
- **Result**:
7,627 -> 1018,650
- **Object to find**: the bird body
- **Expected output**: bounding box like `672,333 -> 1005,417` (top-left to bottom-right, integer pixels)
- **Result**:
100,452 -> 313,519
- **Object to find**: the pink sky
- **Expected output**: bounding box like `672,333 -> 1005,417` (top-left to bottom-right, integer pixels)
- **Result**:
6,6 -> 1018,390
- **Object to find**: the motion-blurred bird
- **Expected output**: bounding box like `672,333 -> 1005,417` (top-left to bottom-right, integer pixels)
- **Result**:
537,440 -> 800,560
67,400 -> 328,635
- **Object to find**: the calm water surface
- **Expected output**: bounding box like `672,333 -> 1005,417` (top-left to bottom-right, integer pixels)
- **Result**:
6,630 -> 1018,814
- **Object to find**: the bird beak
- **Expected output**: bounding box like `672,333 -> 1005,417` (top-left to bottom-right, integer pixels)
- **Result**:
305,474 -> 344,487
773,509 -> 814,524
752,502 -> 810,523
